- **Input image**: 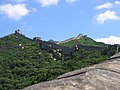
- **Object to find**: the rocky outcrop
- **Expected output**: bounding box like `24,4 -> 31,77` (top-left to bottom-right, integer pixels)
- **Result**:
24,53 -> 120,90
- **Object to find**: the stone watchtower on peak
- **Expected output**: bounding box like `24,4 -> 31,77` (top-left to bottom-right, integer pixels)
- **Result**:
15,30 -> 22,35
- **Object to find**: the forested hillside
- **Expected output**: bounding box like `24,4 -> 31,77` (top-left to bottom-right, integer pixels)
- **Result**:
0,30 -> 117,90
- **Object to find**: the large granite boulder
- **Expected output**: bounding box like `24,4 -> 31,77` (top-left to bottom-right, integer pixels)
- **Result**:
24,53 -> 120,90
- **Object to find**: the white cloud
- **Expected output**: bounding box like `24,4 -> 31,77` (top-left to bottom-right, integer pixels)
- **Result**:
95,35 -> 120,44
37,0 -> 59,7
96,10 -> 120,24
96,2 -> 113,9
65,0 -> 78,3
115,1 -> 120,5
0,4 -> 30,20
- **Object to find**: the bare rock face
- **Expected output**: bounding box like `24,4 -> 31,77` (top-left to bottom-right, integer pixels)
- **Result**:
24,53 -> 120,90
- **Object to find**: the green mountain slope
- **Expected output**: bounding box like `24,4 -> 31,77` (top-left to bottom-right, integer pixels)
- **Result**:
0,32 -> 68,89
0,31 -> 117,90
59,35 -> 106,48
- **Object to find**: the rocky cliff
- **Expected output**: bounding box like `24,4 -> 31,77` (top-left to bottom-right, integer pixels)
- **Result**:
24,52 -> 120,90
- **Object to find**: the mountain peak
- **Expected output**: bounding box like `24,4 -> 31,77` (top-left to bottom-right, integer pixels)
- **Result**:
77,33 -> 84,37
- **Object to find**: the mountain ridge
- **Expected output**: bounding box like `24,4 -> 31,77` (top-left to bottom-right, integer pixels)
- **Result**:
57,34 -> 85,44
58,34 -> 106,48
0,30 -> 118,90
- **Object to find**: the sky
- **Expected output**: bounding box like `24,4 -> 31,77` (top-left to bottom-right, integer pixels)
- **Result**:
0,0 -> 120,44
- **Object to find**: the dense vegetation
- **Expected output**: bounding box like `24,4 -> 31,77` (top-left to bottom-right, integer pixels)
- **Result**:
0,32 -> 117,90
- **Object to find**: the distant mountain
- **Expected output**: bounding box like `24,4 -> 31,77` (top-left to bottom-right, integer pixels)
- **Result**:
57,34 -> 84,44
58,34 -> 106,48
48,39 -> 59,44
0,30 -> 117,90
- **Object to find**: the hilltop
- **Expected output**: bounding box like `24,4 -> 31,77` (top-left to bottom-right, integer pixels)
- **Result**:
58,34 -> 105,48
57,34 -> 85,44
0,30 -> 118,90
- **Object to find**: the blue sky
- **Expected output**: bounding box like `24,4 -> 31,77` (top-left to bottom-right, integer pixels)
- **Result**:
0,0 -> 120,44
